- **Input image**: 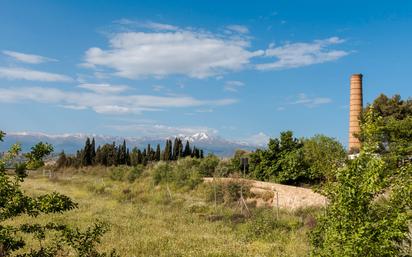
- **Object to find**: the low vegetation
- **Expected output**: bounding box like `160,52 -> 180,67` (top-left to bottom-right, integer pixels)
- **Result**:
10,165 -> 318,256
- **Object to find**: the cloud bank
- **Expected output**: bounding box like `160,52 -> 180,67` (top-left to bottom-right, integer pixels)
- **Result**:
0,67 -> 72,82
256,37 -> 348,70
83,28 -> 263,79
2,50 -> 57,64
0,86 -> 237,114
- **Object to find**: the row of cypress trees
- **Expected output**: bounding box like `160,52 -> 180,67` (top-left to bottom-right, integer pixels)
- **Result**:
57,137 -> 204,168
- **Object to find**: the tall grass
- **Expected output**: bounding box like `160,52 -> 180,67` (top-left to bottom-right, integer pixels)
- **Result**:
6,165 -> 319,256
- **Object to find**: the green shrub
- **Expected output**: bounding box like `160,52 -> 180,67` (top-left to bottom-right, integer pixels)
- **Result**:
152,162 -> 170,185
198,155 -> 220,177
204,180 -> 252,205
0,130 -> 118,256
214,160 -> 237,177
127,165 -> 144,183
310,110 -> 412,257
109,166 -> 128,181
240,209 -> 301,241
152,159 -> 203,190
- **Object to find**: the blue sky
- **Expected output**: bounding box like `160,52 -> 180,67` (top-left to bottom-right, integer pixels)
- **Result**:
0,0 -> 411,146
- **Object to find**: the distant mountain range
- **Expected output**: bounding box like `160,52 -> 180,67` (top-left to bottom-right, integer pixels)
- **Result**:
0,132 -> 263,157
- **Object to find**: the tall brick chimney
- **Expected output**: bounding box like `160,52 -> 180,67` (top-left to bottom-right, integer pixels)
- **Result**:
348,74 -> 363,153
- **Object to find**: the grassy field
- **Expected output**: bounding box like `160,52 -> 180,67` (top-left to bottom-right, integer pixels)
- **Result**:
6,165 -> 319,257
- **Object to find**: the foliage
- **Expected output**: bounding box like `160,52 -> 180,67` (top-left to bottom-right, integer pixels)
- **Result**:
230,149 -> 250,174
302,135 -> 346,182
152,158 -> 203,190
249,131 -> 348,185
198,154 -> 220,177
24,142 -> 53,170
127,165 -> 144,183
359,94 -> 412,167
310,108 -> 412,256
152,162 -> 170,185
0,130 -> 117,257
240,208 -> 301,241
203,179 -> 252,205
249,131 -> 308,184
57,137 -> 205,169
214,159 -> 237,177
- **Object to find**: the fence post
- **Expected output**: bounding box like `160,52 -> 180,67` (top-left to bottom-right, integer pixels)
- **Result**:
276,191 -> 279,220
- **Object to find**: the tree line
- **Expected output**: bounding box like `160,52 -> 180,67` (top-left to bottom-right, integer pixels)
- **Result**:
57,137 -> 204,168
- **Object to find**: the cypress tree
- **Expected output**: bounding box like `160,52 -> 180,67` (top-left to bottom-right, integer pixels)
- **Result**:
130,147 -> 138,166
155,144 -> 161,161
91,138 -> 96,164
184,141 -> 191,157
147,144 -> 151,161
142,149 -> 148,165
172,138 -> 179,160
121,140 -> 127,164
168,140 -> 173,160
126,148 -> 131,165
56,151 -> 67,168
178,139 -> 183,158
110,142 -> 117,166
137,149 -> 142,164
82,138 -> 92,166
200,149 -> 204,159
163,140 -> 169,161
95,146 -> 102,165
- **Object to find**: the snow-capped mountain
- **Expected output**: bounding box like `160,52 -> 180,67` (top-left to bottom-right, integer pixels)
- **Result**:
0,131 -> 262,157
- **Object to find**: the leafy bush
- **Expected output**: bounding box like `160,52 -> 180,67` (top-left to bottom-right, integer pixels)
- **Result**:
108,165 -> 144,183
109,166 -> 128,181
152,158 -> 203,190
0,130 -> 117,256
204,179 -> 252,205
172,158 -> 202,189
248,131 -> 349,185
310,110 -> 412,256
240,209 -> 301,241
127,165 -> 144,183
198,154 -> 220,177
249,131 -> 308,184
303,134 -> 347,182
25,142 -> 54,170
214,160 -> 237,177
152,161 -> 170,185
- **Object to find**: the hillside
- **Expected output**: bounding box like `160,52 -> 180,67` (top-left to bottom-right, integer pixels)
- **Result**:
7,166 -> 320,256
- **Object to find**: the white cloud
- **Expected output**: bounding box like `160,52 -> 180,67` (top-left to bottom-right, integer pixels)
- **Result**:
0,67 -> 72,82
78,83 -> 129,94
195,108 -> 213,113
114,19 -> 179,31
224,80 -> 244,92
145,22 -> 179,31
83,28 -> 263,79
225,25 -> 249,34
108,123 -> 218,137
256,37 -> 348,70
60,105 -> 87,110
0,86 -> 237,114
289,93 -> 332,108
2,50 -> 57,64
152,85 -> 165,92
244,132 -> 270,147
